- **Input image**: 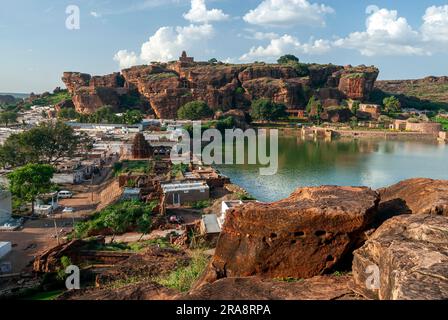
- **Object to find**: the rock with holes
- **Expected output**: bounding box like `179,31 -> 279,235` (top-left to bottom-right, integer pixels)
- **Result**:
377,178 -> 448,218
197,186 -> 379,286
351,214 -> 448,300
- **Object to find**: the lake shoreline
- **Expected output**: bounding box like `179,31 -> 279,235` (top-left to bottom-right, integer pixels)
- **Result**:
272,127 -> 441,142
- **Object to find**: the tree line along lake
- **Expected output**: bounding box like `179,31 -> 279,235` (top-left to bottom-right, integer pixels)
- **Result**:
215,136 -> 448,203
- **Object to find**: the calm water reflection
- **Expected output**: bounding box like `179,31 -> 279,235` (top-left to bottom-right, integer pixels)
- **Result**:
216,137 -> 448,202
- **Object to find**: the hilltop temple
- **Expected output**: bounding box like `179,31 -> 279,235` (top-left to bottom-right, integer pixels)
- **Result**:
179,51 -> 194,64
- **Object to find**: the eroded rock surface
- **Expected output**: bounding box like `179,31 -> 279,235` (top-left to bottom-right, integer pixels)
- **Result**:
199,186 -> 379,285
182,276 -> 358,300
62,62 -> 379,118
378,178 -> 448,218
352,214 -> 448,300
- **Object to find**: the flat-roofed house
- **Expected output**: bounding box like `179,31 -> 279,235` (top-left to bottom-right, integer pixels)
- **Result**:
161,181 -> 209,206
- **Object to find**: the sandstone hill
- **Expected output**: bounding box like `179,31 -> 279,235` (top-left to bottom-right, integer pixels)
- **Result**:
374,76 -> 448,110
61,57 -> 379,118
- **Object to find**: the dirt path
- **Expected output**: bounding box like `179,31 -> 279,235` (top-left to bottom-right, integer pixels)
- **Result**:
0,218 -> 76,274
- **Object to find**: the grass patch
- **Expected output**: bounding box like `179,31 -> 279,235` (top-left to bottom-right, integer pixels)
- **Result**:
114,160 -> 153,176
25,290 -> 64,301
434,116 -> 448,131
32,90 -> 71,106
189,200 -> 212,210
342,73 -> 365,79
275,277 -> 304,283
85,237 -> 179,252
155,251 -> 209,292
145,72 -> 178,81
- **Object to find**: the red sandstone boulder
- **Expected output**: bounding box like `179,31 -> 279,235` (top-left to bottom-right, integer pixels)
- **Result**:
378,178 -> 448,218
198,186 -> 379,285
182,276 -> 358,300
62,72 -> 91,94
352,214 -> 448,300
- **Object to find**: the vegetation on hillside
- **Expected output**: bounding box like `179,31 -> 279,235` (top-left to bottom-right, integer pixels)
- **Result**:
113,160 -> 154,176
155,251 -> 209,292
0,111 -> 18,126
61,106 -> 144,125
74,200 -> 158,240
370,88 -> 448,111
250,98 -> 287,122
24,90 -> 71,109
177,101 -> 214,120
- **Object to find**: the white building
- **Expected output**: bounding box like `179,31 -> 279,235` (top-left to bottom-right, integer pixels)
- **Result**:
0,242 -> 12,260
0,191 -> 12,225
200,214 -> 221,236
161,181 -> 209,206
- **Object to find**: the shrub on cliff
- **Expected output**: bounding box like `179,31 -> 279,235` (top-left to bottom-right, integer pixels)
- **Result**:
177,101 -> 213,120
250,99 -> 287,122
306,96 -> 323,123
277,54 -> 299,64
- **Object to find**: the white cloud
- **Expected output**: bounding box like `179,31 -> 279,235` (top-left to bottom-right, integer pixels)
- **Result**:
114,24 -> 215,68
240,34 -> 331,61
334,8 -> 428,56
243,0 -> 334,27
183,0 -> 229,23
114,50 -> 139,69
421,5 -> 448,43
243,29 -> 280,40
90,11 -> 101,18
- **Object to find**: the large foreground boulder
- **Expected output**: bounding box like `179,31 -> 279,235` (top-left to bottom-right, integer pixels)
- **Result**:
182,276 -> 358,300
352,214 -> 448,300
378,178 -> 448,218
199,186 -> 379,285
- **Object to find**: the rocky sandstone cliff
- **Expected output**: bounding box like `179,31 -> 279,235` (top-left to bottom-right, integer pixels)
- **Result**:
62,61 -> 379,118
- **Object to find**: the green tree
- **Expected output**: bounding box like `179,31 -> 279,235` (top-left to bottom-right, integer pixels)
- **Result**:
351,100 -> 361,116
208,58 -> 218,64
277,54 -> 299,64
8,164 -> 55,215
250,99 -> 287,122
383,96 -> 401,114
0,122 -> 90,168
89,106 -> 120,124
306,96 -> 323,123
0,111 -> 18,127
58,108 -> 78,120
177,101 -> 213,120
215,116 -> 235,132
123,110 -> 144,125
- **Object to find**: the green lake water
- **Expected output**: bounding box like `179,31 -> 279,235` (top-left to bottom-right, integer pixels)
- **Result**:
216,137 -> 448,202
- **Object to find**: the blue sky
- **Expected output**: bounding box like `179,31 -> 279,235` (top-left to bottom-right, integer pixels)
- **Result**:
1,0 -> 448,93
